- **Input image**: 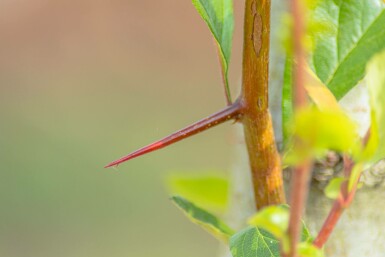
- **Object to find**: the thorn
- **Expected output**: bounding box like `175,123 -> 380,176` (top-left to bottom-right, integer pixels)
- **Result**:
105,101 -> 242,168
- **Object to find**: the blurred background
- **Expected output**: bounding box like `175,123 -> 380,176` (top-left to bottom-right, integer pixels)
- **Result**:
0,1 -> 247,256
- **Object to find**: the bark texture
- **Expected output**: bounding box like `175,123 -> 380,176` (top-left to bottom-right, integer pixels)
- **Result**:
241,0 -> 285,209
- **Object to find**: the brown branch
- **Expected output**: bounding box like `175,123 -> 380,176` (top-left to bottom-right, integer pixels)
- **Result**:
105,101 -> 242,168
240,0 -> 285,209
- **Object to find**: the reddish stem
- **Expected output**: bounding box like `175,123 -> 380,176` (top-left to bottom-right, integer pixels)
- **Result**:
313,198 -> 344,248
313,158 -> 360,248
313,176 -> 354,247
314,129 -> 371,248
287,162 -> 312,256
291,3 -> 307,108
105,100 -> 242,168
286,0 -> 310,255
343,154 -> 354,177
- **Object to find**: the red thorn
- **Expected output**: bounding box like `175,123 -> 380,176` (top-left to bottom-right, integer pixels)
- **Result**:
105,101 -> 242,168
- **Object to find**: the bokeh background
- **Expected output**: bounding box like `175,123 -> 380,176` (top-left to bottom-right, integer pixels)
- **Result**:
0,1 -> 247,256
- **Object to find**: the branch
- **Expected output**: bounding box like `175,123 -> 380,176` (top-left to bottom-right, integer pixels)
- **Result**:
240,0 -> 285,209
105,100 -> 242,168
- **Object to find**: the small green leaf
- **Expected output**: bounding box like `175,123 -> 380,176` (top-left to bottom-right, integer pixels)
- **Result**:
192,0 -> 234,102
233,205 -> 312,257
171,196 -> 234,242
248,205 -> 289,240
324,177 -> 345,199
168,174 -> 229,212
230,224 -> 312,257
365,49 -> 385,164
301,222 -> 312,243
284,107 -> 360,165
230,227 -> 281,257
298,242 -> 325,257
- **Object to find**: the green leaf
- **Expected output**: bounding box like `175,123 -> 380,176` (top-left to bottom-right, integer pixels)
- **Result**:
230,227 -> 281,257
324,177 -> 345,199
232,205 -> 312,257
365,49 -> 385,164
284,107 -> 360,165
301,222 -> 312,243
230,225 -> 312,257
248,205 -> 289,240
310,0 -> 385,99
168,174 -> 229,212
192,0 -> 234,102
171,196 -> 234,242
298,242 -> 325,257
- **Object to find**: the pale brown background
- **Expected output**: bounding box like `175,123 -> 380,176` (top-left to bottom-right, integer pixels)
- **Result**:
0,1 -> 249,257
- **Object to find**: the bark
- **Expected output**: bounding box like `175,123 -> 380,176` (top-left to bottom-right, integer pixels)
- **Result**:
240,0 -> 285,209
